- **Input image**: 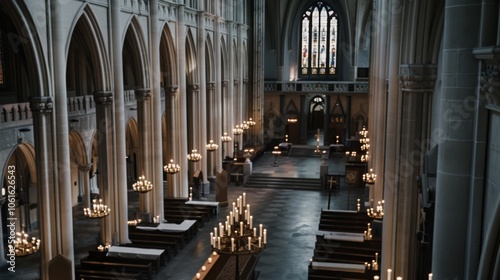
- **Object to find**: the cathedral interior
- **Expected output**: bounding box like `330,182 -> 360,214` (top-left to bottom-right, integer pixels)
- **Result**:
0,0 -> 500,279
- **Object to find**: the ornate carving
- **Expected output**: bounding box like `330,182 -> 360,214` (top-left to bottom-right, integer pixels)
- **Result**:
93,91 -> 113,105
134,88 -> 152,101
29,96 -> 53,113
480,64 -> 500,106
399,64 -> 437,92
188,84 -> 199,91
207,82 -> 216,90
166,85 -> 178,96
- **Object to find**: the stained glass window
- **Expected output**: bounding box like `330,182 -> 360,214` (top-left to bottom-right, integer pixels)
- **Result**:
300,1 -> 338,77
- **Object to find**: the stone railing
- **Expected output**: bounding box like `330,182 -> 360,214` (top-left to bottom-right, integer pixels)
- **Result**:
264,81 -> 369,94
0,102 -> 32,124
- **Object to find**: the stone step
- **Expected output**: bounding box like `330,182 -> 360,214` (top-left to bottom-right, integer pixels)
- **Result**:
244,174 -> 321,190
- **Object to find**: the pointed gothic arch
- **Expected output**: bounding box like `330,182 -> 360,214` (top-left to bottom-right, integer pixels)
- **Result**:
0,1 -> 49,103
160,23 -> 178,87
66,5 -> 112,95
123,16 -> 150,90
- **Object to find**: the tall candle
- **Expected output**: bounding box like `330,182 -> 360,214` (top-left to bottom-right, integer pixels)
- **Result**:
259,224 -> 263,237
232,202 -> 236,213
231,238 -> 235,252
428,273 -> 432,280
249,216 -> 253,229
228,225 -> 231,235
237,198 -> 240,210
244,210 -> 248,221
243,192 -> 246,205
253,227 -> 256,236
221,225 -> 224,237
210,232 -> 214,246
387,269 -> 392,280
396,277 -> 402,280
258,237 -> 262,248
248,237 -> 251,250
214,227 -> 217,238
247,204 -> 251,219
235,209 -> 239,222
263,229 -> 267,244
217,236 -> 221,250
240,222 -> 243,236
374,277 -> 379,280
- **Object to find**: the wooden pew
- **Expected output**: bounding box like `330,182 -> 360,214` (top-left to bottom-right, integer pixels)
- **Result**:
75,268 -> 141,280
87,249 -> 164,272
80,258 -> 153,280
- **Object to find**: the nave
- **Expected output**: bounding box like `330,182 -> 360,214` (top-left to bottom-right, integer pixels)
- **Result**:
1,152 -> 367,280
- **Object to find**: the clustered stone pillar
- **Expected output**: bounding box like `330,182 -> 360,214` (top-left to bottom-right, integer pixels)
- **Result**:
93,91 -> 114,245
135,88 -> 152,218
29,96 -> 54,280
165,85 -> 179,198
79,164 -> 92,209
394,64 -> 436,277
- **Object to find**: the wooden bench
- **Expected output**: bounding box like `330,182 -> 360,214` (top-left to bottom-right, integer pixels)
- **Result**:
80,259 -> 153,280
76,269 -> 142,280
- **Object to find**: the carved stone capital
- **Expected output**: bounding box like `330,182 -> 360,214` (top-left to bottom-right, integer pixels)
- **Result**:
475,46 -> 500,106
166,85 -> 178,96
399,64 -> 437,92
207,82 -> 216,90
234,79 -> 239,86
189,84 -> 199,91
29,96 -> 53,113
222,80 -> 229,87
134,88 -> 152,101
93,91 -> 113,105
480,64 -> 500,106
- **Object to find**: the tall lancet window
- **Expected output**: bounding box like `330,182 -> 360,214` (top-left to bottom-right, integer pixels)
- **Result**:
300,1 -> 338,77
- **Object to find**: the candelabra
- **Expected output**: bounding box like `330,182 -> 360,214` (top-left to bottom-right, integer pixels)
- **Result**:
247,118 -> 256,145
367,200 -> 384,219
206,140 -> 219,152
132,175 -> 153,193
363,168 -> 377,184
83,198 -> 111,219
244,149 -> 254,163
221,132 -> 232,160
187,149 -> 202,162
364,252 -> 379,271
233,125 -> 244,157
164,159 -> 180,174
210,192 -> 266,280
272,146 -> 281,167
14,231 -> 41,257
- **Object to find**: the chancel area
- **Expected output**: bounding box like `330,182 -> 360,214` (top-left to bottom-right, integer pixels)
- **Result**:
1,0 -> 500,279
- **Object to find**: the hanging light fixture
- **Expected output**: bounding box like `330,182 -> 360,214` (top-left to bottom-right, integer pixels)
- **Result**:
14,231 -> 41,257
206,140 -> 219,152
164,159 -> 180,174
83,198 -> 111,219
132,175 -> 153,193
187,149 -> 202,162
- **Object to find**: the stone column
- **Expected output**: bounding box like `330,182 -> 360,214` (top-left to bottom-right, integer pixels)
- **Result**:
165,85 -> 179,197
207,82 -> 219,176
111,0 -> 129,244
214,15 -> 223,172
135,89 -> 152,217
222,80 -> 233,157
93,91 -> 114,245
29,96 -> 54,280
79,164 -> 92,209
396,64 -> 436,277
197,11 -> 208,187
150,0 -> 164,221
51,1 -> 75,276
432,2 -> 482,279
253,0 -> 265,146
323,95 -> 331,146
176,4 -> 189,198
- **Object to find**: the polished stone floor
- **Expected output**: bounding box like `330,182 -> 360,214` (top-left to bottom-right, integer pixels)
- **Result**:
0,145 -> 368,280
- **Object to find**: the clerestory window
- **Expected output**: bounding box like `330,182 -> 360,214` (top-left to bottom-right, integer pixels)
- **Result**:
300,1 -> 338,78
